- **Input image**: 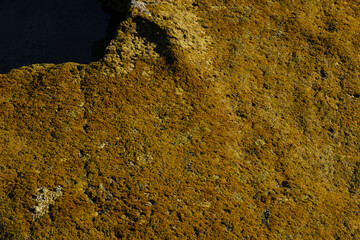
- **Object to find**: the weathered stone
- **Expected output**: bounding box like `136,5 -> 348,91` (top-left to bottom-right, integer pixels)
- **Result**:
1,0 -> 360,239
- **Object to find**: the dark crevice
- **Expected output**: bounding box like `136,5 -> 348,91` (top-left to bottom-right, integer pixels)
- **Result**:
320,67 -> 327,78
281,180 -> 291,188
0,0 -> 130,74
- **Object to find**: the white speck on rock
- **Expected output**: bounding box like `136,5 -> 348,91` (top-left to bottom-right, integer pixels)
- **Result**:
31,186 -> 63,220
130,0 -> 152,16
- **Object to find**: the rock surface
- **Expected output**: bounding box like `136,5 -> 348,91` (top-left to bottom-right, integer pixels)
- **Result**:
1,0 -> 360,239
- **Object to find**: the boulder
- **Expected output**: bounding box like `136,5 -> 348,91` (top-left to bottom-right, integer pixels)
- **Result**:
1,0 -> 360,239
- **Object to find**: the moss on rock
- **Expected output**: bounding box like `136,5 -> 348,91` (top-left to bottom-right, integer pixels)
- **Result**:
1,0 -> 360,239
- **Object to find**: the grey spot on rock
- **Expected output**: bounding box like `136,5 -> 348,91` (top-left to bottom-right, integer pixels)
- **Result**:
31,186 -> 63,220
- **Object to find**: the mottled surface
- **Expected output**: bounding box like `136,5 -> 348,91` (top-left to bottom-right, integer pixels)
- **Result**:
1,0 -> 360,239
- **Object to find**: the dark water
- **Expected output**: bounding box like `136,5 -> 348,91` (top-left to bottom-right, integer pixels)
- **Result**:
0,0 -> 122,73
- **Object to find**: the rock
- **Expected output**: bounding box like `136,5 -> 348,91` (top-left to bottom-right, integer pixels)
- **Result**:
0,0 -> 360,239
31,186 -> 63,220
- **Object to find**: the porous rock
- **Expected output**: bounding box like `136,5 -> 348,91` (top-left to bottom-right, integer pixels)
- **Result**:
1,0 -> 360,239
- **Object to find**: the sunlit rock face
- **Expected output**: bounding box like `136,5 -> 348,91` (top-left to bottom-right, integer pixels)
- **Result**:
1,0 -> 360,239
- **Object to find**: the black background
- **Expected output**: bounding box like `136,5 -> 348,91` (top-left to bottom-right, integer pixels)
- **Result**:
0,0 -> 111,73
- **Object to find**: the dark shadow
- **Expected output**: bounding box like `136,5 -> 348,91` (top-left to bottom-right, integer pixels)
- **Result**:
0,0 -> 129,74
92,13 -> 125,61
134,17 -> 175,65
92,0 -> 130,61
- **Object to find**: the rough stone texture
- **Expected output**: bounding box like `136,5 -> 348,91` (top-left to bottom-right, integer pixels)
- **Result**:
1,0 -> 360,239
31,186 -> 63,220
